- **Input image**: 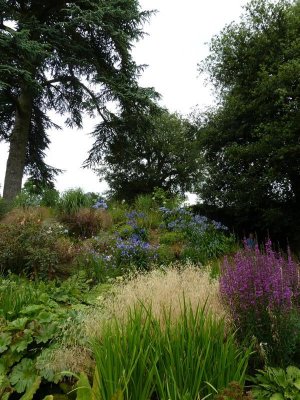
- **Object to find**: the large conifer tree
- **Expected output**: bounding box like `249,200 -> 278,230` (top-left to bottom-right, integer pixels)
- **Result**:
0,0 -> 153,200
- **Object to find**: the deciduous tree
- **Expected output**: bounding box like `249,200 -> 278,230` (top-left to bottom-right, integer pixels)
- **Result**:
86,108 -> 201,200
198,0 -> 300,245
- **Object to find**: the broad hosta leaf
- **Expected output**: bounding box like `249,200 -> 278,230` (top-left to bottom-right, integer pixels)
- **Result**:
0,332 -> 12,353
9,358 -> 38,393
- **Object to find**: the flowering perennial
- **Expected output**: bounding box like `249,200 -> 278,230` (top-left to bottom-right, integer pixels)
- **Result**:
92,199 -> 108,209
159,207 -> 228,234
220,241 -> 300,314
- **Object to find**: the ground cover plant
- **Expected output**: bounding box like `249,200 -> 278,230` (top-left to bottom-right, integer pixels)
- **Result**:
0,274 -> 91,399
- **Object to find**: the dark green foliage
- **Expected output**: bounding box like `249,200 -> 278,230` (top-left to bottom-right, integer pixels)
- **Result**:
197,0 -> 300,249
87,108 -> 201,201
0,0 -> 156,199
250,366 -> 300,399
12,180 -> 60,209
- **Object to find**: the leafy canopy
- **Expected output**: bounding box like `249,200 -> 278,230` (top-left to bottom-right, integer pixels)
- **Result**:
197,0 -> 300,245
86,108 -> 202,201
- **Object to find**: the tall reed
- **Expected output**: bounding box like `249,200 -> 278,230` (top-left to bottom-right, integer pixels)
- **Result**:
91,302 -> 252,400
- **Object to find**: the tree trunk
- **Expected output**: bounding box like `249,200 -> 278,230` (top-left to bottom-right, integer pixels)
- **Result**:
3,89 -> 33,201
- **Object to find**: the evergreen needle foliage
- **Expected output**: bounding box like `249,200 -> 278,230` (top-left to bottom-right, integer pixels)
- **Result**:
0,0 -> 156,200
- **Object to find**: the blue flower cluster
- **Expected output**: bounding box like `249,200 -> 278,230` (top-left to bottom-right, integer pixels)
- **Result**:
113,210 -> 158,269
159,207 -> 228,234
116,234 -> 150,256
93,199 -> 108,209
115,234 -> 158,270
125,210 -> 148,240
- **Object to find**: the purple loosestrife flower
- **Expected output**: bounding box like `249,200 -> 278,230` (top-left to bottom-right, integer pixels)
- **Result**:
220,241 -> 300,317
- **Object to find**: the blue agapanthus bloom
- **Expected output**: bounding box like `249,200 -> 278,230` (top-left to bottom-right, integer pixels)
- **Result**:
93,199 -> 108,209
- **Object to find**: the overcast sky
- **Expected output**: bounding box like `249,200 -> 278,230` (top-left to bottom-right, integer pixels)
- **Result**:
0,0 -> 248,196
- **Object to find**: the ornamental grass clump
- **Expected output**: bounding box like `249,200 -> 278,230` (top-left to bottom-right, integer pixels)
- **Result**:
220,241 -> 300,366
91,303 -> 252,400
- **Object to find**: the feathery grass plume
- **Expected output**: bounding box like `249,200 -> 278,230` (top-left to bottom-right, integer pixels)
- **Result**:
86,263 -> 228,336
46,264 -> 230,377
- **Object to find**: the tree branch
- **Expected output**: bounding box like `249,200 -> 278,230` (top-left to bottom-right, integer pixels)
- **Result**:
44,75 -> 107,121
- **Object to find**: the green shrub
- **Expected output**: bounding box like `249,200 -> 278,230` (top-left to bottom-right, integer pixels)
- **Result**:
159,231 -> 186,245
60,208 -> 112,238
114,236 -> 158,271
159,206 -> 237,264
80,232 -> 116,254
91,303 -> 252,400
117,224 -> 135,239
108,201 -> 129,226
134,194 -> 155,212
76,252 -> 120,284
0,218 -> 70,278
0,197 -> 11,219
40,187 -> 60,208
250,366 -> 300,400
57,188 -> 93,216
152,187 -> 184,209
184,226 -> 237,263
12,191 -> 41,208
156,244 -> 177,264
11,183 -> 59,210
